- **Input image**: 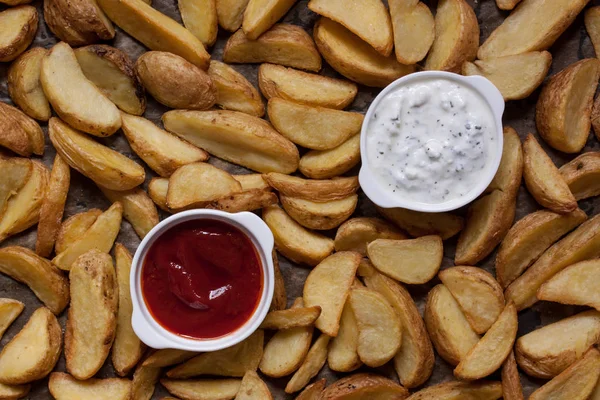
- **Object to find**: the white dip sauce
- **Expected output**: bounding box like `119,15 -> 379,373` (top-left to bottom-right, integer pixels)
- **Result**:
366,78 -> 496,204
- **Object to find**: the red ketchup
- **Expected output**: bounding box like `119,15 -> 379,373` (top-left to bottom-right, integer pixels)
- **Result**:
141,219 -> 263,339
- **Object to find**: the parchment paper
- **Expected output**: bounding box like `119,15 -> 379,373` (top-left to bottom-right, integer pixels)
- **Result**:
0,0 -> 599,398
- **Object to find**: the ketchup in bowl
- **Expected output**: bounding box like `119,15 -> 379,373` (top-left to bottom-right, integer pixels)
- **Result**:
141,219 -> 263,340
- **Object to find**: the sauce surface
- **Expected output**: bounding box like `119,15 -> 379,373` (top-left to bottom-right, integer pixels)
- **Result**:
142,219 -> 263,339
366,78 -> 497,204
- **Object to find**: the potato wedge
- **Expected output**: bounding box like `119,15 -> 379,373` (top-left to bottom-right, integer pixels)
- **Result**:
529,347 -> 600,400
349,287 -> 402,368
52,202 -> 122,271
367,236 -> 442,284
161,379 -> 241,400
560,152 -> 600,200
308,0 -> 393,56
206,189 -> 278,213
439,267 -> 505,334
268,98 -> 363,151
334,217 -> 406,256
424,284 -> 480,366
99,186 -> 158,239
537,259 -> 600,311
0,157 -> 32,220
35,155 -> 70,257
0,161 -> 48,243
55,209 -> 102,254
586,7 -> 600,57
260,305 -> 321,330
0,307 -> 61,385
43,0 -> 114,46
216,0 -> 249,31
234,174 -> 269,191
314,17 -> 415,87
0,102 -> 45,157
264,173 -> 359,202
112,244 -> 144,376
485,126 -> 523,197
270,249 -> 286,312
74,45 -> 145,115
131,362 -> 160,400
591,378 -> 600,400
96,0 -> 210,69
496,0 -> 521,10
66,250 -> 118,380
262,205 -> 334,266
425,0 -> 478,72
280,194 -> 357,231
536,59 -> 600,153
242,0 -> 297,40
406,380 -> 502,400
284,333 -> 330,393
303,251 -> 361,336
235,370 -> 272,400
376,206 -> 464,240
148,178 -> 170,213
179,0 -> 217,47
0,6 -> 38,63
258,64 -> 357,110
142,349 -> 197,368
478,0 -> 588,59
49,118 -> 145,191
320,373 -> 408,399
0,299 -> 23,340
167,330 -> 263,378
41,42 -> 121,137
328,299 -> 361,373
259,298 -> 313,377
389,0 -> 435,65
462,52 -> 552,101
0,382 -> 30,400
455,189 -> 516,265
7,48 -> 51,121
224,24 -> 321,71
502,351 -> 524,400
299,135 -> 360,179
505,214 -> 600,310
163,110 -> 299,174
209,60 -> 264,117
49,372 -> 132,400
296,379 -> 325,400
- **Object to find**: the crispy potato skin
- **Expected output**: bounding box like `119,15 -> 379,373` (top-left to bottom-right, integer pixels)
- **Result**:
406,381 -> 502,399
560,151 -> 600,200
264,173 -> 359,202
502,351 -> 524,400
320,373 -> 409,399
0,102 -> 45,157
8,48 -> 52,121
377,206 -> 464,240
296,379 -> 326,400
49,372 -> 132,400
0,6 -> 38,63
43,0 -> 114,46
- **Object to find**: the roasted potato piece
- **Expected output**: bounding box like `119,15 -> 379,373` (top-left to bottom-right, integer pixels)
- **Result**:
260,305 -> 321,330
303,251 -> 361,336
439,267 -> 504,334
536,59 -> 600,153
142,349 -> 197,368
264,173 -> 359,202
455,190 -> 516,265
296,379 -> 325,400
49,372 -> 132,400
242,0 -> 297,40
270,249 -> 286,312
389,0 -> 435,64
505,214 -> 600,310
299,135 -> 360,179
537,259 -> 600,310
258,64 -> 357,110
35,155 -> 70,257
163,110 -> 299,174
285,333 -> 330,394
328,299 -> 361,373
560,152 -> 600,200
74,45 -> 145,115
425,284 -> 480,366
406,380 -> 502,400
320,373 -> 409,399
262,205 -> 334,266
161,379 -> 241,400
496,0 -> 521,10
586,7 -> 600,57
377,206 -> 464,240
235,370 -> 272,400
485,126 -> 523,197
148,178 -> 170,212
52,202 -> 122,271
41,42 -> 121,137
43,0 -> 114,46
55,209 -> 102,254
96,0 -> 210,69
495,208 -> 586,289
314,18 -> 415,87
0,307 -> 61,385
502,351 -> 524,400
206,189 -> 278,213
216,0 -> 249,31
0,6 -> 38,63
131,362 -> 161,400
478,0 -> 588,59
234,174 -> 269,191
334,217 -> 406,256
99,186 -> 158,239
7,48 -> 51,121
66,250 -> 118,380
168,330 -> 263,378
209,61 -> 264,117
0,299 -> 24,340
179,0 -> 217,47
280,194 -> 357,231
0,157 -> 32,220
0,382 -> 30,400
0,102 -> 45,157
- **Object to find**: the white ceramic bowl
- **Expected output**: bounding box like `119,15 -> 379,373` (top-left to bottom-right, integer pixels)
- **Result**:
130,209 -> 275,352
359,71 -> 505,213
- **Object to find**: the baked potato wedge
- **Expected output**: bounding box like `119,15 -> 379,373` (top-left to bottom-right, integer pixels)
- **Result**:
7,48 -> 51,121
142,349 -> 197,368
496,0 -> 521,10
270,249 -> 286,312
55,209 -> 101,254
485,126 -> 523,197
284,333 -> 330,394
0,6 -> 38,63
334,217 -> 406,256
586,7 -> 600,57
299,134 -> 360,179
216,0 -> 249,31
49,372 -> 132,400
206,189 -> 278,213
0,307 -> 61,385
377,206 -> 464,240
264,173 -> 359,202
314,17 -> 415,87
0,102 -> 45,157
100,186 -> 157,239
209,60 -> 264,117
560,151 -> 600,200
260,304 -> 321,330
280,194 -> 357,231
161,379 -> 241,400
537,259 -> 600,311
0,299 -> 24,340
0,382 -> 30,400
224,24 -> 321,72
0,157 -> 32,222
235,370 -> 272,400
131,361 -> 161,400
328,299 -> 361,373
163,110 -> 299,174
502,351 -> 524,400
463,52 -> 552,101
179,0 -> 217,47
147,178 -> 170,212
43,0 -> 114,46
234,174 -> 269,191
536,59 -> 600,153
242,0 -> 297,40
389,0 -> 435,65
406,380 -> 502,400
320,373 -> 409,399
296,379 -> 325,400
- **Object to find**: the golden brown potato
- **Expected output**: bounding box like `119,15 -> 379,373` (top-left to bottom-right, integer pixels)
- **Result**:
502,351 -> 524,400
49,373 -> 132,400
496,0 -> 521,10
389,0 -> 435,64
334,217 -> 406,256
536,59 -> 600,153
270,249 -> 286,312
216,0 -> 249,31
280,194 -> 357,231
131,361 -> 160,400
406,380 -> 502,400
284,333 -> 330,394
142,349 -> 197,368
99,186 -> 158,239
0,157 -> 32,222
320,373 -> 409,399
328,300 -> 361,373
560,152 -> 600,200
260,304 -> 321,330
242,0 -> 297,40
0,102 -> 45,157
264,173 -> 359,202
537,259 -> 600,311
147,178 -> 170,213
495,208 -> 586,288
163,110 -> 299,174
377,206 -> 464,240
0,382 -> 30,400
235,370 -> 272,400
179,0 -> 217,47
586,7 -> 600,57
75,45 -> 145,115
161,379 -> 242,400
462,52 -> 552,101
0,299 -> 24,340
314,17 -> 415,87
295,379 -> 325,400
234,174 -> 270,191
0,307 -> 61,385
206,189 -> 278,213
55,209 -> 101,254
209,60 -> 264,117
258,64 -> 357,110
0,6 -> 38,63
7,48 -> 51,121
43,0 -> 114,46
485,126 -> 523,197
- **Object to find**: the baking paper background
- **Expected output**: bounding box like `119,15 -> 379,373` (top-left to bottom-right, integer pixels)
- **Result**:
0,0 -> 599,397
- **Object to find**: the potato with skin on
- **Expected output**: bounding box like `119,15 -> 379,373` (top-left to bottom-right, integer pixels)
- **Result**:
496,0 -> 521,10
280,194 -> 357,231
98,186 -> 158,239
586,7 -> 600,57
143,349 -> 197,368
209,61 -> 264,117
264,173 -> 359,202
234,174 -> 269,191
49,372 -> 132,400
224,24 -> 322,72
0,102 -> 45,157
425,0 -> 478,73
502,351 -> 524,400
537,259 -> 600,310
148,178 -> 171,213
55,209 -> 102,254
406,380 -> 502,400
161,379 -> 241,400
0,382 -> 30,400
560,152 -> 600,200
0,300 -> 24,340
536,59 -> 600,153
235,370 -> 272,400
485,127 -> 523,197
43,0 -> 114,46
285,333 -> 330,394
388,0 -> 434,65
270,249 -> 286,312
376,206 -> 464,240
216,0 -> 249,31
328,299 -> 361,373
0,6 -> 38,63
295,379 -> 325,400
300,135 -> 360,179
334,217 -> 406,256
131,360 -> 161,400
206,189 -> 278,213
179,0 -> 217,47
0,157 -> 32,220
260,304 -> 321,330
320,373 -> 409,400
314,18 -> 415,87
242,0 -> 297,40
7,48 -> 51,121
462,52 -> 552,101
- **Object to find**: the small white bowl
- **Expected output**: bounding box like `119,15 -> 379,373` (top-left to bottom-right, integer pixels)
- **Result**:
130,209 -> 274,352
359,71 -> 505,213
